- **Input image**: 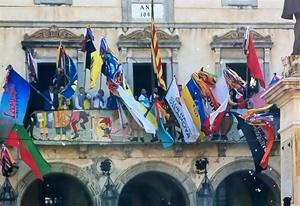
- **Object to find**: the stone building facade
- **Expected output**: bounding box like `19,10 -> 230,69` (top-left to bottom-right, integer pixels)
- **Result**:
0,0 -> 291,205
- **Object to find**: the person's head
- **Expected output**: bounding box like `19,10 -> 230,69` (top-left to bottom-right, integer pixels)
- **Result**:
79,87 -> 85,94
29,75 -> 35,83
59,86 -> 64,93
153,87 -> 158,94
48,85 -> 54,92
141,88 -> 147,95
178,84 -> 183,93
98,89 -> 104,96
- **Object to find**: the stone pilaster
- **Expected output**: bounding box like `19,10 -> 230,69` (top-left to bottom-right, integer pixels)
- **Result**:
263,55 -> 300,206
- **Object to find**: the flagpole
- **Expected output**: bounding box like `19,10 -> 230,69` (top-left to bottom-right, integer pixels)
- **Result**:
150,0 -> 155,100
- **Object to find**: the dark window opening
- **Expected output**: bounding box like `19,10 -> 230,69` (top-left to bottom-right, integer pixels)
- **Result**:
37,63 -> 57,92
133,63 -> 166,99
226,63 -> 259,98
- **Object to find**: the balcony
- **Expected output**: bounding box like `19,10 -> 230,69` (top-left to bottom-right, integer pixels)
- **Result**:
30,109 -> 280,145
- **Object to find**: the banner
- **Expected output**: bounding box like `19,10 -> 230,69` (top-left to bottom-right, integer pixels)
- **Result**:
165,77 -> 199,143
0,69 -> 30,125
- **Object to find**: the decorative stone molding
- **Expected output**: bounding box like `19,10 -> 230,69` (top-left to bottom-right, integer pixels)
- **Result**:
16,162 -> 101,206
282,55 -> 300,78
210,159 -> 280,191
34,0 -> 72,5
22,25 -> 82,49
210,29 -> 273,49
117,28 -> 181,49
115,161 -> 196,205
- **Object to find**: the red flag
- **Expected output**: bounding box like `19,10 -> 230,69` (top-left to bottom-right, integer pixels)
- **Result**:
247,35 -> 265,88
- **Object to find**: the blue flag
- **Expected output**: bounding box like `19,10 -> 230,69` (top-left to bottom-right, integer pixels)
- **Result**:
0,69 -> 30,125
60,55 -> 78,99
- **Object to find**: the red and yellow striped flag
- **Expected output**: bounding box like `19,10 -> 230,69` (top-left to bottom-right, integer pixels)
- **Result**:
151,19 -> 167,90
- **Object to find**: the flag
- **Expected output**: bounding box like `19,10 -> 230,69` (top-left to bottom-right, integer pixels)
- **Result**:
56,44 -> 65,73
60,54 -> 78,99
165,77 -> 199,143
0,145 -> 17,177
82,28 -> 103,89
100,38 -> 120,82
5,124 -> 51,180
246,34 -> 265,88
0,68 -> 30,125
116,85 -> 156,134
123,84 -> 158,129
209,74 -> 230,133
235,114 -> 275,172
182,79 -> 206,125
151,19 -> 167,90
269,73 -> 282,86
154,100 -> 174,149
25,50 -> 37,79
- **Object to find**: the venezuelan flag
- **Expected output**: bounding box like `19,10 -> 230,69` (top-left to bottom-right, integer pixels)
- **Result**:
181,79 -> 206,139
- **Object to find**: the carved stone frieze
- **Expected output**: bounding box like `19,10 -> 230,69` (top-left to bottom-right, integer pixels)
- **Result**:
24,25 -> 82,40
118,28 -> 181,49
22,25 -> 82,49
282,55 -> 300,78
210,29 -> 273,49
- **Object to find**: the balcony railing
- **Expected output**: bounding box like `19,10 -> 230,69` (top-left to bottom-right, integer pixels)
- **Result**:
30,109 -> 279,145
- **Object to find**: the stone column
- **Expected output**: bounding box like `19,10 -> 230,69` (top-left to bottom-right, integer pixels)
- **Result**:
263,55 -> 300,206
212,48 -> 221,77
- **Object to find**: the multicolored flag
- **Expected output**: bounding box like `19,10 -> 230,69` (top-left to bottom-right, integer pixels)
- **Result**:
82,27 -> 103,89
0,68 -> 30,125
154,99 -> 174,149
181,79 -> 206,139
25,50 -> 37,79
235,112 -> 275,173
100,38 -> 121,82
0,145 -> 17,177
60,53 -> 78,99
151,18 -> 167,90
165,77 -> 199,143
5,124 -> 51,180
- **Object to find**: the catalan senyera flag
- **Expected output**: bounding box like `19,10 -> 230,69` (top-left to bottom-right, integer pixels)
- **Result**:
5,124 -> 51,180
151,19 -> 167,90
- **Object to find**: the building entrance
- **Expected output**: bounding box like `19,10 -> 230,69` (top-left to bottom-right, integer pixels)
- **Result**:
118,171 -> 188,206
20,173 -> 93,206
214,170 -> 280,206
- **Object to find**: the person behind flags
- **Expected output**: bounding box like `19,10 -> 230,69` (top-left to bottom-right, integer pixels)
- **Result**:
42,85 -> 58,111
138,88 -> 151,109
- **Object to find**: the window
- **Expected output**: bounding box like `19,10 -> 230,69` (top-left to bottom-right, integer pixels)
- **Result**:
34,0 -> 72,5
133,63 -> 166,98
222,0 -> 257,7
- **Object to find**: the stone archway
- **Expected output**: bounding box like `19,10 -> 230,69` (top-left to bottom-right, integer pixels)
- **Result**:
209,159 -> 280,206
115,161 -> 197,206
17,162 -> 101,206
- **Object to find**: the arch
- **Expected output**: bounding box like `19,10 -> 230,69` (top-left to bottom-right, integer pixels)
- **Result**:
210,159 -> 280,191
115,161 -> 197,206
16,162 -> 101,206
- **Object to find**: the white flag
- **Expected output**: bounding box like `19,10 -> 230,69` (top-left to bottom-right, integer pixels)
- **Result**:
116,86 -> 156,134
165,77 -> 199,143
